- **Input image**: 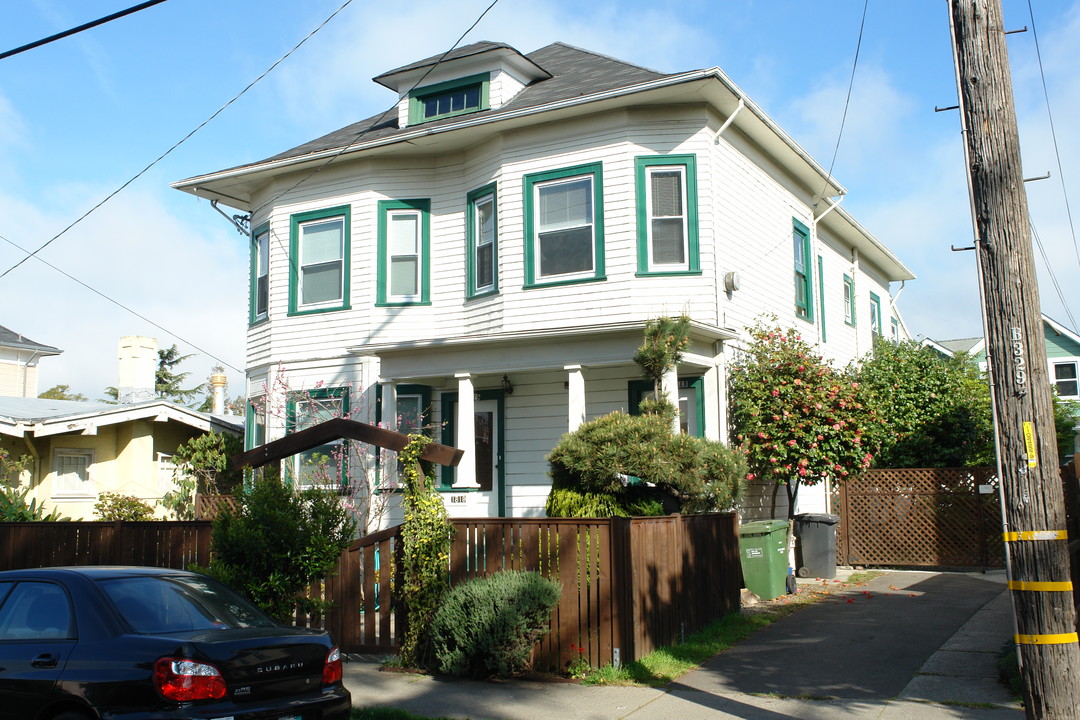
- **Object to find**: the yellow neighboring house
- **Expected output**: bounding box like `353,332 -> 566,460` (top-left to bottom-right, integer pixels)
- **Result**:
0,396 -> 242,520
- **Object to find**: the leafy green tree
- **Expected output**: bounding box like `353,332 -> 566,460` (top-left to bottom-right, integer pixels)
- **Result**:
156,344 -> 206,405
546,411 -> 745,517
854,339 -> 994,468
94,492 -> 155,521
729,322 -> 880,520
38,385 -> 88,401
160,431 -> 245,519
200,471 -> 356,622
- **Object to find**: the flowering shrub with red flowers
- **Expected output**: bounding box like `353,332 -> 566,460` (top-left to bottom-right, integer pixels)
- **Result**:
729,322 -> 882,516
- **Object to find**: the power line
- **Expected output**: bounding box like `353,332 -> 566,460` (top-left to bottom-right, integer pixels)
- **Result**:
818,0 -> 870,203
0,0 -> 169,61
0,0 -> 357,281
0,232 -> 243,374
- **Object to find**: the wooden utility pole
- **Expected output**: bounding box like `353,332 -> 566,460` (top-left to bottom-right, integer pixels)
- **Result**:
947,1 -> 1080,716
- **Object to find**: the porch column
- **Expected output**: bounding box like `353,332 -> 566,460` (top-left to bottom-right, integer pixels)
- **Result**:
454,372 -> 480,488
704,362 -> 723,443
663,367 -> 681,433
566,364 -> 586,431
379,380 -> 397,430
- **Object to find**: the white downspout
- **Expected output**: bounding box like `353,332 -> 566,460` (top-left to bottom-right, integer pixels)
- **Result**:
713,99 -> 744,143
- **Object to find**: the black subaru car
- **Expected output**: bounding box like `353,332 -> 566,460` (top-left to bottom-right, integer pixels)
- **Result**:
0,566 -> 352,720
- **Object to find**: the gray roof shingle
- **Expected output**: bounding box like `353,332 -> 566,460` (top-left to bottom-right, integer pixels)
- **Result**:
256,42 -> 671,167
0,325 -> 61,354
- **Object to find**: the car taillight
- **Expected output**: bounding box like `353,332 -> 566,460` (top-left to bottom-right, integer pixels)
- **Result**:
322,647 -> 342,685
154,657 -> 227,701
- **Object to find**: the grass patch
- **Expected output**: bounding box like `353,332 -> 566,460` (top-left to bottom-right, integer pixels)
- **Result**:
352,708 -> 457,720
581,571 -> 882,687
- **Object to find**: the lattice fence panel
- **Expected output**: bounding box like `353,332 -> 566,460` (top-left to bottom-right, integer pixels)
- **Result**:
836,468 -> 1004,568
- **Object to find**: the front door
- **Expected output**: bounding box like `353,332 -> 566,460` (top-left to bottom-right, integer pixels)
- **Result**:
442,391 -> 505,515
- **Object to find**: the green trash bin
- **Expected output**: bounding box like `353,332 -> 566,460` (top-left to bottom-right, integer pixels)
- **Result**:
738,520 -> 789,600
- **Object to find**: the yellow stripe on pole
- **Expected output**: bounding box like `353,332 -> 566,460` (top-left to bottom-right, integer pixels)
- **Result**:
1002,530 -> 1068,542
1015,633 -> 1080,645
1008,580 -> 1074,592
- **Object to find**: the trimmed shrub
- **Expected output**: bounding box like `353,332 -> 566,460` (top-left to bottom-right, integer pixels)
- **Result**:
94,492 -> 155,521
429,570 -> 561,678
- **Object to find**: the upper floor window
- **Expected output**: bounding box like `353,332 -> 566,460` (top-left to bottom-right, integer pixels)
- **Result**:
250,224 -> 269,324
523,163 -> 605,287
843,274 -> 856,326
288,205 -> 351,315
793,219 -> 813,320
408,73 -> 490,125
869,292 -> 882,336
1055,362 -> 1078,397
377,199 -> 431,306
246,397 -> 266,451
467,184 -> 498,298
635,155 -> 699,275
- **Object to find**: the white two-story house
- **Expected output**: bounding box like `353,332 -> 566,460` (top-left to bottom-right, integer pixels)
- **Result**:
173,41 -> 913,525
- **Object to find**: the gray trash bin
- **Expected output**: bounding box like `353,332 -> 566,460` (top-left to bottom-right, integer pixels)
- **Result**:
794,513 -> 839,578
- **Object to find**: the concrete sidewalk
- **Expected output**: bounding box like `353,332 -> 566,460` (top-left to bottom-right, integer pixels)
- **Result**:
344,570 -> 1024,719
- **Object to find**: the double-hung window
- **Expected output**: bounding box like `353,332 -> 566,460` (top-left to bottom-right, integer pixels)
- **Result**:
793,220 -> 813,320
286,387 -> 348,489
250,224 -> 269,323
467,184 -> 497,297
843,274 -> 856,326
523,163 -> 605,287
377,199 -> 430,305
869,293 -> 882,336
635,155 -> 699,274
1055,362 -> 1079,398
288,206 -> 350,315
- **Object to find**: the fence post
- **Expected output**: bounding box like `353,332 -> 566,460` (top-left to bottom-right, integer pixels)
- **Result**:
609,516 -> 634,667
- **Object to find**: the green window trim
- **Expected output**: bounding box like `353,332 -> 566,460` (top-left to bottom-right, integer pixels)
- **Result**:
377,199 -> 431,306
792,219 -> 813,321
285,387 -> 349,488
245,397 -> 266,452
869,292 -> 882,336
890,316 -> 900,343
843,274 -> 857,327
250,223 -> 270,325
523,162 -> 606,288
466,183 -> 498,298
817,256 -> 826,343
288,205 -> 351,316
634,154 -> 700,275
408,73 -> 490,125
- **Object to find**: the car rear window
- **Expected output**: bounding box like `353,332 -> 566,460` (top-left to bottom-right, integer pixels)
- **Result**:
99,575 -> 277,634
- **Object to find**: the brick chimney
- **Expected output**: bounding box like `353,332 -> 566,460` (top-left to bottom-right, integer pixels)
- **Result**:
117,336 -> 157,404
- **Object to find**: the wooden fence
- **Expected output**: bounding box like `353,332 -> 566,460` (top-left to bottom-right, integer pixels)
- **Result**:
834,467 -> 1003,569
0,513 -> 740,673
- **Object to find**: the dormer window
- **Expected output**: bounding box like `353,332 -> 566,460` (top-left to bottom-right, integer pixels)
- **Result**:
408,73 -> 490,124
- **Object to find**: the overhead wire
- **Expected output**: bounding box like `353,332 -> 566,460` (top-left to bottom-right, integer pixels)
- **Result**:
0,232 -> 243,374
0,0 -> 169,61
1024,0 -> 1079,329
0,0 -> 357,282
1029,217 -> 1078,331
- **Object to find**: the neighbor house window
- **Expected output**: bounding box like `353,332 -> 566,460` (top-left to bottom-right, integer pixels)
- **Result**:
245,397 -> 266,451
286,388 -> 348,489
1055,362 -> 1079,397
250,224 -> 269,323
157,452 -> 177,493
408,73 -> 490,124
288,205 -> 351,315
843,274 -> 856,326
523,163 -> 605,287
635,155 -> 699,275
467,184 -> 497,297
377,199 -> 430,305
793,220 -> 813,320
869,293 -> 882,336
890,317 -> 900,343
53,448 -> 94,497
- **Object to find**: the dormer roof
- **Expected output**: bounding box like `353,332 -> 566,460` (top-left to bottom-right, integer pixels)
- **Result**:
372,41 -> 551,93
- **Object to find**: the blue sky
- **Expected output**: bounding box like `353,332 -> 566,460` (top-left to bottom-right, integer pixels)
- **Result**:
1,0 -> 1077,400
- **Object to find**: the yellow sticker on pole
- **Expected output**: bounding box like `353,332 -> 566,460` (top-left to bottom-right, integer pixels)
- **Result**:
1023,421 -> 1038,468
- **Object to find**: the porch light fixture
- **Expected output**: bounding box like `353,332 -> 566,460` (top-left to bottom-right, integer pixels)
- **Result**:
501,374 -> 514,396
